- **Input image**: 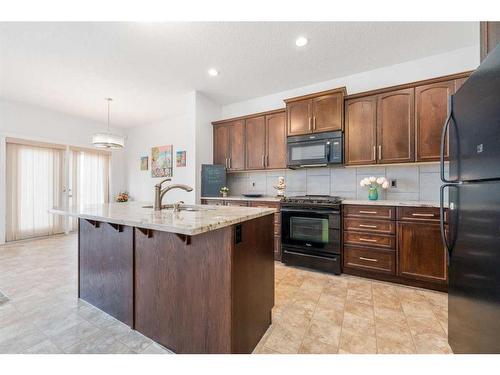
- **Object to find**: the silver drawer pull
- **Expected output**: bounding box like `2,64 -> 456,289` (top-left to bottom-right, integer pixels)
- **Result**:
359,256 -> 378,262
359,224 -> 377,228
411,213 -> 435,217
359,210 -> 377,214
359,238 -> 377,242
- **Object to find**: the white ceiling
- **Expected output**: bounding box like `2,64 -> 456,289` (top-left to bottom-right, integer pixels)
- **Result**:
0,22 -> 478,128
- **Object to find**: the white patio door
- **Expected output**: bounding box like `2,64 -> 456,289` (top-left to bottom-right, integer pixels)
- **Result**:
5,139 -> 65,241
68,147 -> 110,231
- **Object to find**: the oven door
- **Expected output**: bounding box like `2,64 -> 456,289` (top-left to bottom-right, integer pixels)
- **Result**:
281,208 -> 340,255
287,139 -> 330,167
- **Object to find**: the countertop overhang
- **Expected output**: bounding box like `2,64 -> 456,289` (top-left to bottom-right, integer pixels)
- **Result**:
50,202 -> 276,236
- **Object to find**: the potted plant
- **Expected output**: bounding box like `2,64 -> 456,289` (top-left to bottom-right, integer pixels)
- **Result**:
220,186 -> 229,198
360,176 -> 389,200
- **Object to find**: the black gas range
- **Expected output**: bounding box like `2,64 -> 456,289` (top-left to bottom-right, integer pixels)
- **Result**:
281,195 -> 342,275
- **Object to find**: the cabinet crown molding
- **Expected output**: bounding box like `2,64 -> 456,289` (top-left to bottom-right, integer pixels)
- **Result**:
283,86 -> 347,103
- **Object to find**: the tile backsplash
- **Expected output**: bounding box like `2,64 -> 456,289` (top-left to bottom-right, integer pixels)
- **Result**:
227,163 -> 448,202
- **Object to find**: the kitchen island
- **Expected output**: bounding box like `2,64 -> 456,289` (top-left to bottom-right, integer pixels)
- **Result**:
50,202 -> 276,354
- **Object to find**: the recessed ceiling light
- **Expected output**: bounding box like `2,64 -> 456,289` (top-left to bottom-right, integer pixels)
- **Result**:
208,68 -> 219,77
295,37 -> 308,47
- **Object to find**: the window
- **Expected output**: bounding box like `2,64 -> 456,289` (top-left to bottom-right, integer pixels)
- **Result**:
69,148 -> 110,231
5,141 -> 65,241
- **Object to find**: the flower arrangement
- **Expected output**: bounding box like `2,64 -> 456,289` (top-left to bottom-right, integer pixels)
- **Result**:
360,176 -> 389,200
115,191 -> 129,202
220,186 -> 229,198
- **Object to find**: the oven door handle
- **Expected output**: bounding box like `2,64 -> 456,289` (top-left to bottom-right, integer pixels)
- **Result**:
281,207 -> 340,214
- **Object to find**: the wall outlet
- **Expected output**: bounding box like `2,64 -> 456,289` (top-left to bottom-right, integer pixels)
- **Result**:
390,179 -> 397,188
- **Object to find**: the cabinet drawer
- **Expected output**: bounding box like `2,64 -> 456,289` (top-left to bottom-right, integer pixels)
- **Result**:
344,231 -> 395,249
343,205 -> 395,220
249,201 -> 280,209
397,206 -> 442,222
343,218 -> 395,235
344,245 -> 395,274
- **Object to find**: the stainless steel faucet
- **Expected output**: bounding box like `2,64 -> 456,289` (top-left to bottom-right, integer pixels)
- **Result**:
154,178 -> 193,211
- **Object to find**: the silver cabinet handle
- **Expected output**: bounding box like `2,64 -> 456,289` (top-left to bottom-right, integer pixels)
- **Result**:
378,145 -> 382,160
313,116 -> 316,130
228,158 -> 231,169
359,238 -> 377,242
359,210 -> 377,214
359,256 -> 378,262
308,117 -> 312,131
373,145 -> 376,160
262,155 -> 265,167
359,224 -> 377,228
411,213 -> 435,217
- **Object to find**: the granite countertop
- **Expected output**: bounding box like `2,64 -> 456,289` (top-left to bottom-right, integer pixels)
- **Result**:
202,196 -> 283,202
202,195 -> 442,208
342,199 -> 443,208
49,202 -> 276,236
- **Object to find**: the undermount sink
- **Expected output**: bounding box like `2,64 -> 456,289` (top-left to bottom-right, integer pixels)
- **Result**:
142,204 -> 205,212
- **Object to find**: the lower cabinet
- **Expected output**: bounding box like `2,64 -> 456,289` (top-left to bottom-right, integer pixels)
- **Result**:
397,221 -> 447,285
343,204 -> 447,291
201,199 -> 282,261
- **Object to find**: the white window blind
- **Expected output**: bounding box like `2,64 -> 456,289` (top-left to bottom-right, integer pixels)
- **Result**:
69,148 -> 110,231
5,142 -> 65,241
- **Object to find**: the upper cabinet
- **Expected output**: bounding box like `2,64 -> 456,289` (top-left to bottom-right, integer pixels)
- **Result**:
213,109 -> 286,172
377,88 -> 415,164
213,120 -> 245,171
415,80 -> 454,162
265,111 -> 287,169
245,116 -> 266,170
345,97 -> 377,165
480,21 -> 500,62
345,72 -> 471,166
285,88 -> 346,136
286,100 -> 311,136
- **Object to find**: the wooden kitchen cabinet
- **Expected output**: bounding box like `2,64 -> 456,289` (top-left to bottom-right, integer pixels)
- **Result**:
213,125 -> 229,166
245,116 -> 266,170
377,88 -> 415,164
265,111 -> 287,169
213,109 -> 286,172
286,99 -> 312,136
285,88 -> 346,136
345,72 -> 471,166
397,221 -> 447,285
245,111 -> 286,170
343,204 -> 448,291
213,120 -> 245,171
345,96 -> 377,165
311,93 -> 344,132
480,21 -> 500,62
415,80 -> 454,162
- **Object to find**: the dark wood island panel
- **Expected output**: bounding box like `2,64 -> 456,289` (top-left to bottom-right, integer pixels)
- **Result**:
79,219 -> 134,327
134,214 -> 274,354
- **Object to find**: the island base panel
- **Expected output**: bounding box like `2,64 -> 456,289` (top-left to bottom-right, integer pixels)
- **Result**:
134,214 -> 275,354
79,219 -> 134,327
232,214 -> 274,353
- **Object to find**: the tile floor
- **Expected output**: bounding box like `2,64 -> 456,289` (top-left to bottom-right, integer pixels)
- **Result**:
0,234 -> 451,354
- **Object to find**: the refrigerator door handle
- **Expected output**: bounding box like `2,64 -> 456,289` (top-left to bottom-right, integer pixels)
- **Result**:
440,95 -> 459,184
440,183 -> 459,259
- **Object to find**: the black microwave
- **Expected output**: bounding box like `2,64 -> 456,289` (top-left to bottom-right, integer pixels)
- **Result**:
287,131 -> 343,168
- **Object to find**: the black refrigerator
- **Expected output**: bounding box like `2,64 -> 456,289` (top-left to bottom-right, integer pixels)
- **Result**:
442,44 -> 500,354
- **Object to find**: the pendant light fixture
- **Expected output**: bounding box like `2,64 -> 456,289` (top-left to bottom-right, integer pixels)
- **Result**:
92,98 -> 125,149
